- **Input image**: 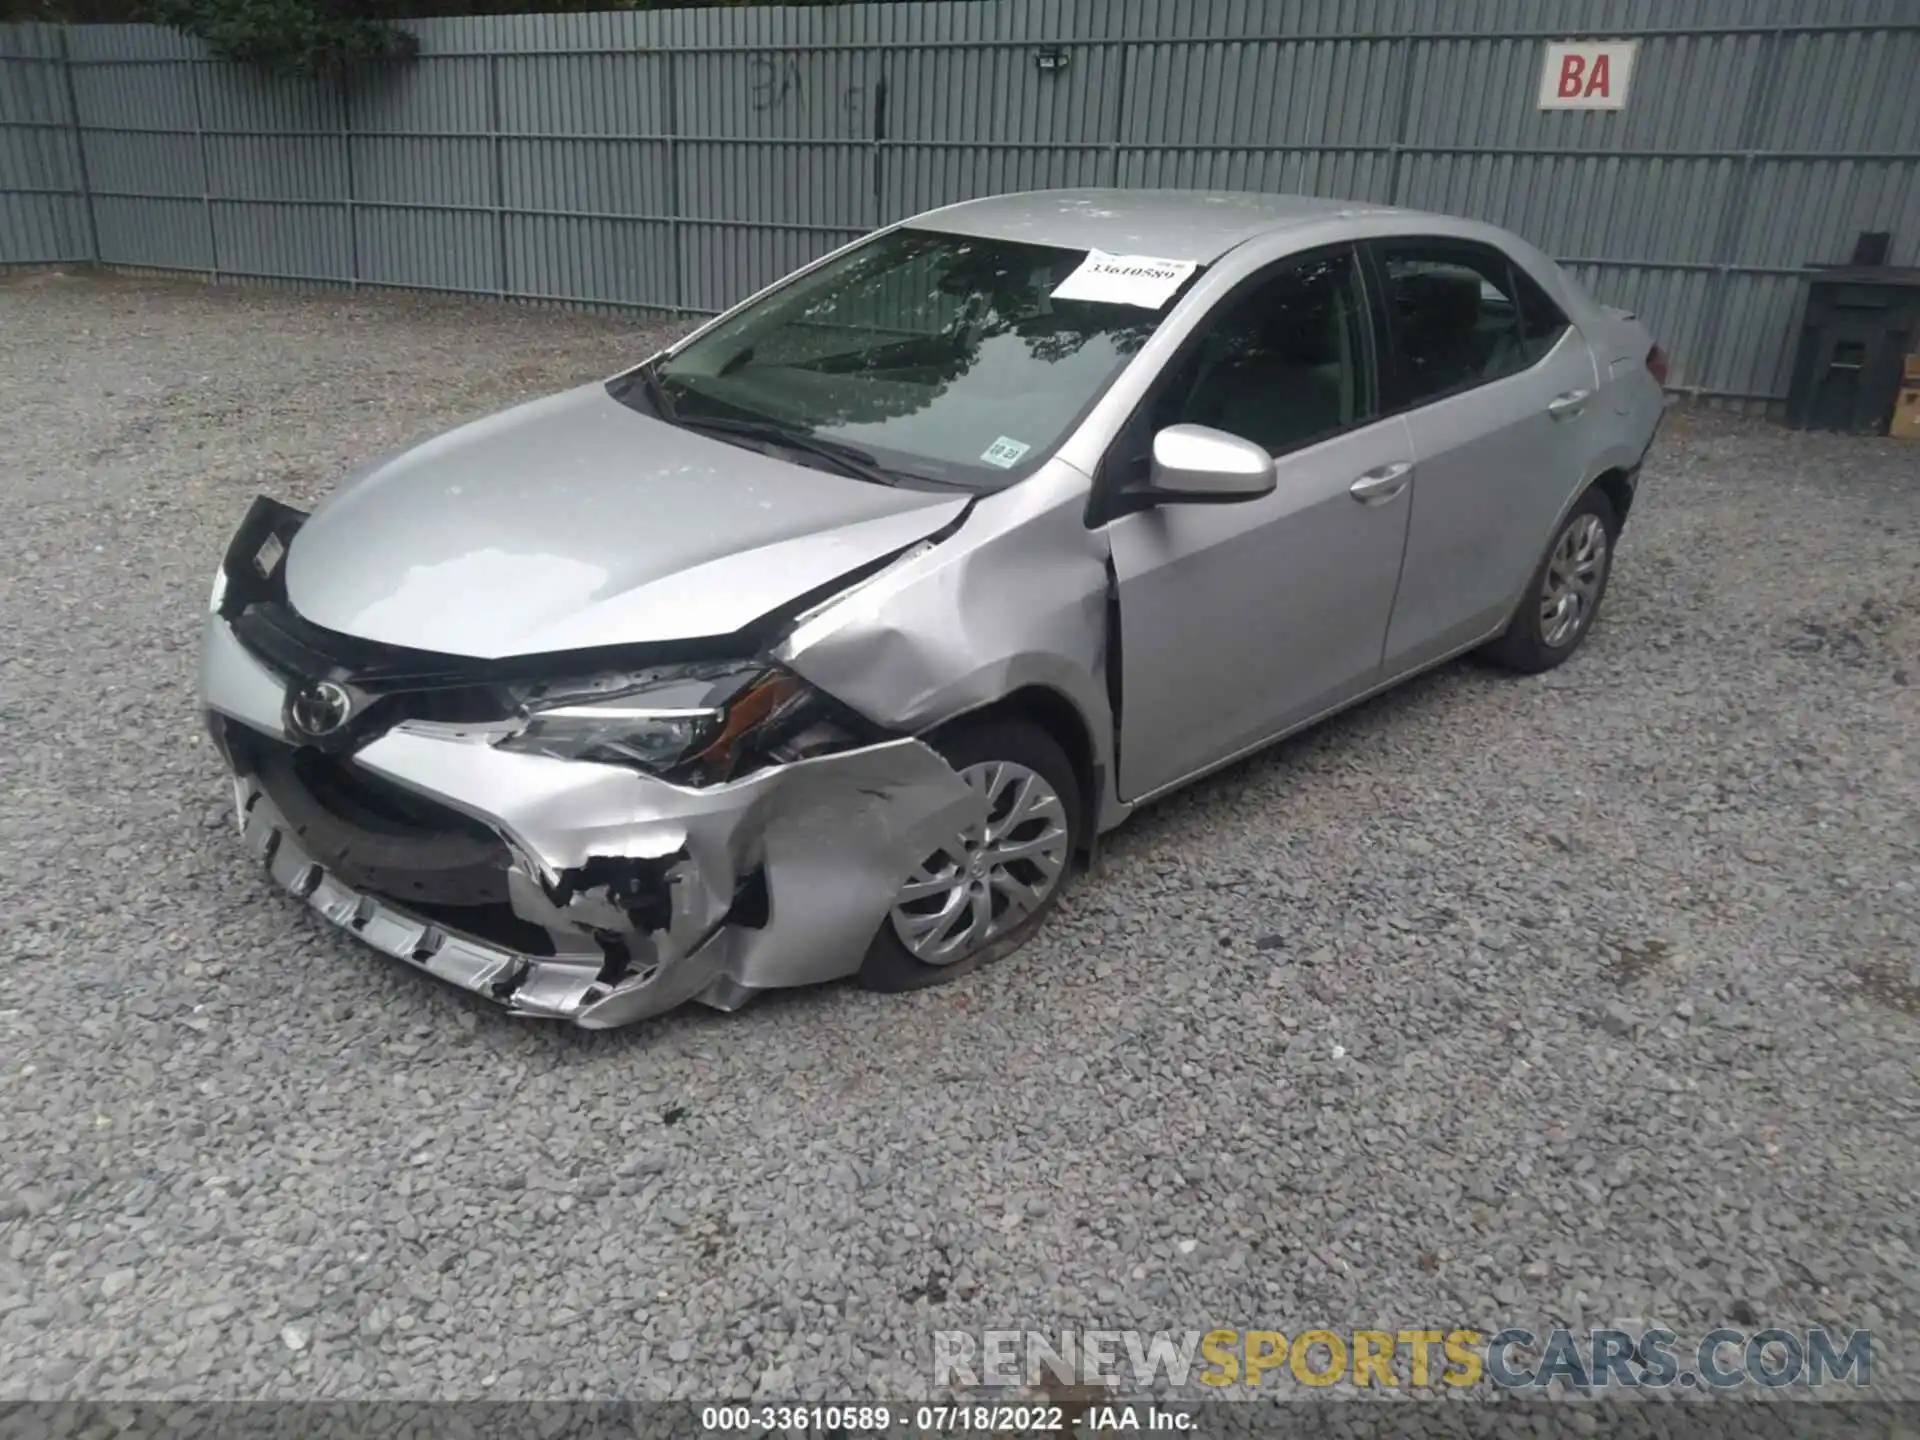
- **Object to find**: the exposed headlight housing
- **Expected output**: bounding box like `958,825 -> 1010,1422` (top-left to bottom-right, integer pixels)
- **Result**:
497,660 -> 866,785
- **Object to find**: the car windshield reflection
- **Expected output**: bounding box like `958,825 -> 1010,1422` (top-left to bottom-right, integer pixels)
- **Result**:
625,227 -> 1197,491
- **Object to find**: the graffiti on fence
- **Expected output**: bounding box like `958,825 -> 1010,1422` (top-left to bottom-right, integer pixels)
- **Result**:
748,52 -> 872,134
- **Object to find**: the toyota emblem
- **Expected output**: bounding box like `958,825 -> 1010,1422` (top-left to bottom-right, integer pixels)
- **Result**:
290,680 -> 354,738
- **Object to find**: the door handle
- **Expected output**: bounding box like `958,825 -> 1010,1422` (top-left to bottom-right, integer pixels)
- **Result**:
1547,389 -> 1591,420
1349,461 -> 1413,504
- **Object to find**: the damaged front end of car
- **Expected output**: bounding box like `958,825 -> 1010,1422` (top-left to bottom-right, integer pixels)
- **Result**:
198,497 -> 981,1028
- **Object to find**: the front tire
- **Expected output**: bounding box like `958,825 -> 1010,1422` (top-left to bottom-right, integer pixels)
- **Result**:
857,717 -> 1082,993
1482,486 -> 1619,674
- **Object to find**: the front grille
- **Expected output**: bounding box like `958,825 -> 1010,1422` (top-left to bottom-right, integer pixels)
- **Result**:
288,746 -> 496,844
227,723 -> 514,910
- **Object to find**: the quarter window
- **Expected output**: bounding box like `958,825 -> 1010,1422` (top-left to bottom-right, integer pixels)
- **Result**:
1376,241 -> 1568,406
1510,262 -> 1573,365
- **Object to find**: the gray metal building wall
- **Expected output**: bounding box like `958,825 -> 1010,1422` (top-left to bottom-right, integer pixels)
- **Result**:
3,0 -> 1918,403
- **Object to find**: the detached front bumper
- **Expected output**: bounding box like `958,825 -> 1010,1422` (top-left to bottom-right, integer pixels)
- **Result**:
200,615 -> 975,1028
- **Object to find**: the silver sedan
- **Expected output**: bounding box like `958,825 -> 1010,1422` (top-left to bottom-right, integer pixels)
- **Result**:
198,188 -> 1667,1027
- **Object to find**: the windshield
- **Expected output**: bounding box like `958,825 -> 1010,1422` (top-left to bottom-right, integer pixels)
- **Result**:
627,227 -> 1195,491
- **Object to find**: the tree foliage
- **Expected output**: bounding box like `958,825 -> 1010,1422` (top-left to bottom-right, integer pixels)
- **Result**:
139,0 -> 419,75
0,0 -> 919,77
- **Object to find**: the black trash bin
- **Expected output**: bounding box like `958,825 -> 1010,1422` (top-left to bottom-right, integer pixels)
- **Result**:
1784,265 -> 1920,433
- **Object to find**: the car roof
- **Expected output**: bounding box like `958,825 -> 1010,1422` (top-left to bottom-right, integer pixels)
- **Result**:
905,188 -> 1424,264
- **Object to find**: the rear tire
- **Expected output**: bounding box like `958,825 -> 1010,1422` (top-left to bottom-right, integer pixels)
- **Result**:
857,717 -> 1082,993
1482,486 -> 1619,674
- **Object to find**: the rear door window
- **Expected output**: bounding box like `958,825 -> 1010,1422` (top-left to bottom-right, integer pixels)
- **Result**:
1370,238 -> 1567,409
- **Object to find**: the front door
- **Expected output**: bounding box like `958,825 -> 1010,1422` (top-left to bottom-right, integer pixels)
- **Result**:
1101,246 -> 1417,801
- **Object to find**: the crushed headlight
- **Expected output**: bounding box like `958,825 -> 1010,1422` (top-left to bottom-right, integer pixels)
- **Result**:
498,660 -> 868,785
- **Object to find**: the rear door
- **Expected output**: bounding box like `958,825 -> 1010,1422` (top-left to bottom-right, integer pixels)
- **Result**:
1098,244 -> 1416,800
1364,237 -> 1601,672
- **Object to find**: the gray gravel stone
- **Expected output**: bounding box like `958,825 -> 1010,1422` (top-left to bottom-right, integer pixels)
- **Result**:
1,271 -> 1916,1403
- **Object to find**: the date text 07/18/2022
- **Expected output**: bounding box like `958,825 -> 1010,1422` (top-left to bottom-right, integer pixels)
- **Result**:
699,1404 -> 1196,1433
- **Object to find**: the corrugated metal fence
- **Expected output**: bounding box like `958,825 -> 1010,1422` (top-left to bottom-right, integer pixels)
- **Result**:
4,0 -> 1918,402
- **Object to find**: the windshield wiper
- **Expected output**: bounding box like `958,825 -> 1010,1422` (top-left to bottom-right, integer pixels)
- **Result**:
636,364 -> 678,420
673,415 -> 902,488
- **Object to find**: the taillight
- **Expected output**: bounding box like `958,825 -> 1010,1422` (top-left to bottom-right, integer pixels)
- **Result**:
1646,344 -> 1670,387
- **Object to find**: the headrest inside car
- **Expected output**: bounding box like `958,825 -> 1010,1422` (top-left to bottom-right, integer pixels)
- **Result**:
1262,299 -> 1342,367
1398,269 -> 1482,331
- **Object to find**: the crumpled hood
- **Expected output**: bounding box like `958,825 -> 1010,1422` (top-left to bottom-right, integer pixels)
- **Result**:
284,383 -> 968,659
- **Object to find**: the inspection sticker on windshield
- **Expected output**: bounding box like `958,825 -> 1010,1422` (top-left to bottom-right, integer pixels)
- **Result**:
981,436 -> 1032,469
1051,249 -> 1198,309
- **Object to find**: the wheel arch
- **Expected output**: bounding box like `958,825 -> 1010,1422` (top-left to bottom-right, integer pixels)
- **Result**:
924,684 -> 1104,860
1589,465 -> 1635,526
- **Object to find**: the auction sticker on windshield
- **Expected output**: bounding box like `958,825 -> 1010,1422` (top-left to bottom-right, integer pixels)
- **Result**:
1052,249 -> 1198,308
981,436 -> 1032,469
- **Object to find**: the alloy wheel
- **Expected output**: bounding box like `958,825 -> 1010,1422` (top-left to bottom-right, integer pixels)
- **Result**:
889,759 -> 1071,965
1540,512 -> 1608,648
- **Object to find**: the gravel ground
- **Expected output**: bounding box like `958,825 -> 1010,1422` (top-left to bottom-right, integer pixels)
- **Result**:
1,269 -> 1916,1405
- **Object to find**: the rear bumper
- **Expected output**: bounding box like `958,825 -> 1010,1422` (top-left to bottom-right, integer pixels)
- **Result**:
200,614 -> 975,1028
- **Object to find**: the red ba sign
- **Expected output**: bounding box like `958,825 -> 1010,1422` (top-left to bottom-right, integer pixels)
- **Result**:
1538,40 -> 1638,110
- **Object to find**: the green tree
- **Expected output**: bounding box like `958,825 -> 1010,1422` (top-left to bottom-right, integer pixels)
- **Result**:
138,0 -> 419,74
0,0 -> 928,76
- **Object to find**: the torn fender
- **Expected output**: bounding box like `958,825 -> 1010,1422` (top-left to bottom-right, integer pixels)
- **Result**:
774,458 -> 1124,830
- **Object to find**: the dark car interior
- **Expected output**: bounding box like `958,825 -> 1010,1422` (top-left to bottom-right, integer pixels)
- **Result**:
1152,255 -> 1364,456
1179,303 -> 1355,452
1385,262 -> 1528,398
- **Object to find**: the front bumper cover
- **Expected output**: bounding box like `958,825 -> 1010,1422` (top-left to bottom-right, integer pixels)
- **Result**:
201,613 -> 976,1028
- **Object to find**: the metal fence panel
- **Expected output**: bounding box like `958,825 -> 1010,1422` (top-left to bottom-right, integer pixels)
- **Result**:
4,0 -> 1919,401
0,25 -> 87,262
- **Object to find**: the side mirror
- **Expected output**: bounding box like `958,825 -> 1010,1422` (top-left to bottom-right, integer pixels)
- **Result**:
1143,424 -> 1276,504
